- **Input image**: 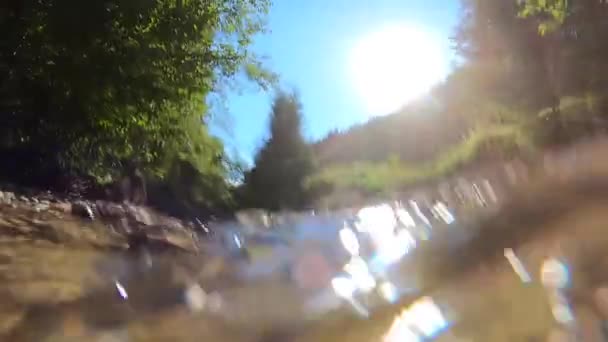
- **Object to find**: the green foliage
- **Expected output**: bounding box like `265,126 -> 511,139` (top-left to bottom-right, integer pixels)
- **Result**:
454,0 -> 556,112
519,0 -> 569,34
0,0 -> 272,184
311,125 -> 533,195
313,99 -> 472,168
532,95 -> 608,146
308,0 -> 608,207
0,0 -> 275,213
243,91 -> 316,210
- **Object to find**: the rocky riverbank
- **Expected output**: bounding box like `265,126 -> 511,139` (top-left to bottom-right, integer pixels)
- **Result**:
0,186 -> 205,254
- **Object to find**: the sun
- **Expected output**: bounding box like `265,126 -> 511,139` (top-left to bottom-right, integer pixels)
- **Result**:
349,24 -> 448,116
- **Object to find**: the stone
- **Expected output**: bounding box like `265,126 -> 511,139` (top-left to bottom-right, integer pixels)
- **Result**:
51,202 -> 72,213
159,217 -> 185,230
4,192 -> 15,203
124,204 -> 154,226
72,201 -> 95,220
95,201 -> 126,218
34,203 -> 50,213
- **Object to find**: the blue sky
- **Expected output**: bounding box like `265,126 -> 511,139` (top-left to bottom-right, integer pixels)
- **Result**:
210,0 -> 461,165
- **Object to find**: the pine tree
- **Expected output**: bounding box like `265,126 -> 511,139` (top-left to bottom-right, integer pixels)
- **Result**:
244,91 -> 315,210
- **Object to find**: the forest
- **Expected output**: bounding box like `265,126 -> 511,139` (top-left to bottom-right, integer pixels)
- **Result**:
1,0 -> 608,216
309,0 -> 608,206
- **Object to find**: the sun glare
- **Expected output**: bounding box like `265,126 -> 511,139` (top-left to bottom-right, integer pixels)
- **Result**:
349,24 -> 447,116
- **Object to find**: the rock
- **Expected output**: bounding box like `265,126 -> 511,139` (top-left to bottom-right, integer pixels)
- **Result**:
18,196 -> 29,203
159,217 -> 185,230
34,203 -> 50,213
4,192 -> 15,203
51,202 -> 72,213
95,201 -> 126,218
71,201 -> 95,220
124,204 -> 154,226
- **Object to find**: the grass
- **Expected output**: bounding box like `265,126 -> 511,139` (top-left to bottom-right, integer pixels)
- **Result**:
310,94 -> 608,201
310,124 -> 535,195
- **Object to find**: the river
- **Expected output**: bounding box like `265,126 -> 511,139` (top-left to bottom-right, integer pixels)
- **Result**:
3,137 -> 608,341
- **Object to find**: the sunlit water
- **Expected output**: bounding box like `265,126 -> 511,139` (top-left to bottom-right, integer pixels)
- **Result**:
4,160 -> 608,341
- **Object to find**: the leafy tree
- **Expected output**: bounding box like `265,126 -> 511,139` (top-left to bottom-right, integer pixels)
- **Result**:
454,0 -> 556,112
519,0 -> 569,34
309,0 -> 608,205
243,91 -> 315,210
0,0 -> 274,188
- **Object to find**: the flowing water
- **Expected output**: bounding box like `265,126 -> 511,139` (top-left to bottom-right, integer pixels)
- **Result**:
4,146 -> 608,341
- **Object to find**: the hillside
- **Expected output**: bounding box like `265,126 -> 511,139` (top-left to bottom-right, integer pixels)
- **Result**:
313,99 -> 472,167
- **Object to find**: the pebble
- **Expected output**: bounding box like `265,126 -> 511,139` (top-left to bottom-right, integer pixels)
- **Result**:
95,201 -> 126,218
0,191 -> 16,204
51,202 -> 72,213
71,201 -> 95,220
124,204 -> 154,226
0,188 -> 204,257
34,203 -> 50,213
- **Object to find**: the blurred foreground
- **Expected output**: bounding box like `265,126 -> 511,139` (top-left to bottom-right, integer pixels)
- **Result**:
3,138 -> 608,341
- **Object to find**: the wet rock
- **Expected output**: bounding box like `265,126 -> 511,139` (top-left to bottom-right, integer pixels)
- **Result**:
0,191 -> 12,204
124,204 -> 154,226
18,196 -> 29,203
159,217 -> 185,230
72,201 -> 95,220
3,192 -> 16,204
33,203 -> 50,213
95,201 -> 126,218
36,191 -> 55,203
51,202 -> 72,213
126,230 -> 194,255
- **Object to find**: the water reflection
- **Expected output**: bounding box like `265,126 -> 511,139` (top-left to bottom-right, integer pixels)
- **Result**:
384,297 -> 449,342
114,280 -> 128,300
183,283 -> 207,313
504,248 -> 532,283
541,258 -> 575,331
378,282 -> 399,303
409,200 -> 431,228
541,258 -> 571,290
339,226 -> 360,256
396,206 -> 417,228
431,201 -> 455,225
15,173 -> 607,341
328,200 -> 461,319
